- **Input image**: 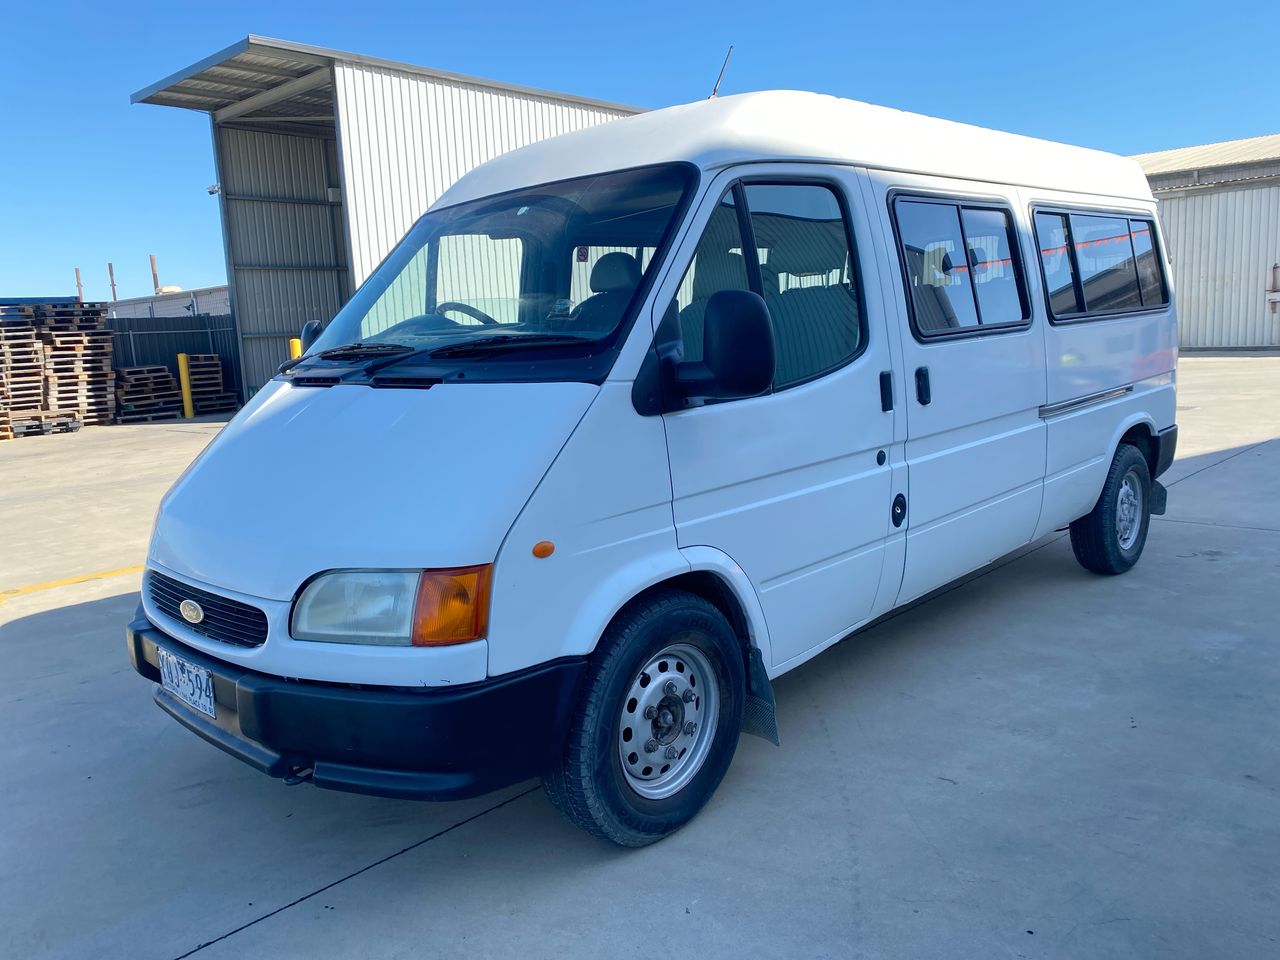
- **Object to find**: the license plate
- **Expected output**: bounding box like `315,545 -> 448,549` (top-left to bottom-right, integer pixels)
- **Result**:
158,648 -> 216,718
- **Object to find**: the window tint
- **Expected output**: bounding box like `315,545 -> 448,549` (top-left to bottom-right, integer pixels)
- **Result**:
1129,219 -> 1166,306
1034,212 -> 1082,316
744,184 -> 861,387
1070,214 -> 1142,312
669,191 -> 749,365
961,207 -> 1024,326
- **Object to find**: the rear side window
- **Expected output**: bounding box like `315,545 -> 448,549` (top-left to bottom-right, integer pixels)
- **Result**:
1032,210 -> 1168,320
894,197 -> 1028,337
1129,219 -> 1167,307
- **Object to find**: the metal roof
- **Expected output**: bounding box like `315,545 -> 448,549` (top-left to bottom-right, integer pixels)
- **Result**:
1132,132 -> 1280,175
132,36 -> 640,138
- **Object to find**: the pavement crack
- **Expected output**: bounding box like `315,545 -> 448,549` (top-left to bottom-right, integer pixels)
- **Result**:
170,785 -> 540,959
1165,439 -> 1272,489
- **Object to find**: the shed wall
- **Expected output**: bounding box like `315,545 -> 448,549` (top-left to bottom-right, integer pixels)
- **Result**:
215,125 -> 350,391
333,62 -> 633,287
1155,179 -> 1280,348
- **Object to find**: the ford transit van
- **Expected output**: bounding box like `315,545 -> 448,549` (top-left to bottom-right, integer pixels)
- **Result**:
126,91 -> 1177,846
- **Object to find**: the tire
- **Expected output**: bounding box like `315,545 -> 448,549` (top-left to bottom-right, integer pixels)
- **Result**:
1070,444 -> 1152,575
544,588 -> 746,846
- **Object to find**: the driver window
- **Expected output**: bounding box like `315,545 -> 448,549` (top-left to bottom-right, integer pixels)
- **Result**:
667,191 -> 749,363
436,234 -> 524,325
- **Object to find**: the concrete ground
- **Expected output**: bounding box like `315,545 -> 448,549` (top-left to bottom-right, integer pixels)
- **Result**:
1,358 -> 1277,960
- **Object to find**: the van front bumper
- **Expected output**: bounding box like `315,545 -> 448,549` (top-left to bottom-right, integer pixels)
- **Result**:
126,610 -> 585,801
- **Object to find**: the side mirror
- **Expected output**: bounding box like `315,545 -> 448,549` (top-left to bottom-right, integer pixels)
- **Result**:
675,289 -> 775,402
299,319 -> 323,352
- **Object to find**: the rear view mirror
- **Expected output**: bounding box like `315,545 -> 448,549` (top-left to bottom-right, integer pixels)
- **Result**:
300,319 -> 323,352
675,289 -> 775,402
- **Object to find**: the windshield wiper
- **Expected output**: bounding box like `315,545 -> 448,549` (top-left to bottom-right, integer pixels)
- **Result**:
315,342 -> 414,361
362,333 -> 594,374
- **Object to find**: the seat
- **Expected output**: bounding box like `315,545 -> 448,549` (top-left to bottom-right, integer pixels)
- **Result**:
677,247 -> 748,362
765,238 -> 859,384
571,252 -> 641,335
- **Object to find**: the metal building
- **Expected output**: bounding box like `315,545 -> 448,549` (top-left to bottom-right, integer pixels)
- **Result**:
1134,134 -> 1280,349
133,37 -> 638,393
107,285 -> 230,320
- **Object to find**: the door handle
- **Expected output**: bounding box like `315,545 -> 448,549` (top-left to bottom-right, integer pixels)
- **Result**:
879,371 -> 893,412
914,366 -> 931,406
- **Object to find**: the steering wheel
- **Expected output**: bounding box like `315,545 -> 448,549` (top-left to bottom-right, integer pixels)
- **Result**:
436,301 -> 498,325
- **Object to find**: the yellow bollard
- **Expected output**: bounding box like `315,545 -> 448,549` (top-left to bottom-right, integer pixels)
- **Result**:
289,338 -> 302,359
177,353 -> 195,419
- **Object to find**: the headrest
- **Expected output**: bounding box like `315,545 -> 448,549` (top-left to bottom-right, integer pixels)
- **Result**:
590,252 -> 641,293
692,248 -> 746,300
765,234 -> 846,278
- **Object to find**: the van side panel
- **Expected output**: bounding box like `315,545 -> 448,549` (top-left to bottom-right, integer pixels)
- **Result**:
486,381 -> 684,677
1018,188 -> 1178,536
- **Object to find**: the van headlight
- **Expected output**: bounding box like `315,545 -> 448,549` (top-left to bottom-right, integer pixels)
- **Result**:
291,566 -> 492,646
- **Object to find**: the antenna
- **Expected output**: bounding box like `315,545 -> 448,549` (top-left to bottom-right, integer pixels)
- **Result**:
709,45 -> 734,99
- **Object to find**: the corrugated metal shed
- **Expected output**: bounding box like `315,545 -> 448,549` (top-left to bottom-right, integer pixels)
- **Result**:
1134,134 -> 1280,349
133,36 -> 639,394
334,62 -> 632,284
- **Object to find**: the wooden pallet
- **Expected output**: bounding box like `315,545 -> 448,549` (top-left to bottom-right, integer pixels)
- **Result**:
185,354 -> 239,415
115,365 -> 182,423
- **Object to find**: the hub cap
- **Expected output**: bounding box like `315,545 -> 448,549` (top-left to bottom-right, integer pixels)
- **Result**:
1116,471 -> 1143,550
617,642 -> 719,800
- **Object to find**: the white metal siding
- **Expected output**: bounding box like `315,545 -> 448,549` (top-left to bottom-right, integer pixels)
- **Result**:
108,286 -> 231,319
216,126 -> 349,390
333,62 -> 633,287
1155,179 -> 1280,348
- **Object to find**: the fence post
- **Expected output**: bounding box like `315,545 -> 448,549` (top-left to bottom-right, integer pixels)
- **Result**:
177,353 -> 195,419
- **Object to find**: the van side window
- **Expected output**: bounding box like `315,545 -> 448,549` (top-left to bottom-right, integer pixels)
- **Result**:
744,184 -> 861,387
668,191 -> 750,365
1070,215 -> 1142,312
1129,219 -> 1168,307
894,197 -> 1028,336
1034,212 -> 1082,315
1032,209 -> 1169,320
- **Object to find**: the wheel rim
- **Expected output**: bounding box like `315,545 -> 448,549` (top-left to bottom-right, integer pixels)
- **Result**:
1116,470 -> 1143,551
617,641 -> 720,801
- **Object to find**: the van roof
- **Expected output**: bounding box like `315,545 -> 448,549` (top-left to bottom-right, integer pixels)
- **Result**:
435,91 -> 1153,209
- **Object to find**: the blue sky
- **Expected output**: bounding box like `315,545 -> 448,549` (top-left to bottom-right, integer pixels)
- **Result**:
1,0 -> 1272,301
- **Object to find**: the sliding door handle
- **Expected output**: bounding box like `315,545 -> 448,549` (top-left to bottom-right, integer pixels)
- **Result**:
914,366 -> 931,406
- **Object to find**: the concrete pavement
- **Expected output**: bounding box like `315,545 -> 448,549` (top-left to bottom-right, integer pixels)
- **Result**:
1,358 -> 1277,959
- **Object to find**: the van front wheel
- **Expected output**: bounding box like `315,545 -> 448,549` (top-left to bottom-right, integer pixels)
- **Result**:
1070,443 -> 1152,575
544,589 -> 745,846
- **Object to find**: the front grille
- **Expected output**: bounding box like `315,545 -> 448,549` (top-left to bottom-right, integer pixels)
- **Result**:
148,571 -> 269,648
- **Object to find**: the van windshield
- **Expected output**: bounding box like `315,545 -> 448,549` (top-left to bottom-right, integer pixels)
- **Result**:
305,163 -> 695,381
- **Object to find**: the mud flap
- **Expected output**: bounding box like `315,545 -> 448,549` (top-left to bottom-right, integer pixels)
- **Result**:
742,644 -> 780,745
1150,480 -> 1168,516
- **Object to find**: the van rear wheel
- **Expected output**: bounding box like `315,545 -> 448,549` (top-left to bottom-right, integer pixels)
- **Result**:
544,588 -> 745,846
1070,443 -> 1152,575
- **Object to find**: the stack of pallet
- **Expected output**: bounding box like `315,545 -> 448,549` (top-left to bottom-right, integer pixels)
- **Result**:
35,303 -> 115,426
187,354 -> 238,414
0,305 -> 73,439
115,366 -> 183,423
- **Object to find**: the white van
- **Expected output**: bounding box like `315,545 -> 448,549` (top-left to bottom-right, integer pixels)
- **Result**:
127,92 -> 1177,846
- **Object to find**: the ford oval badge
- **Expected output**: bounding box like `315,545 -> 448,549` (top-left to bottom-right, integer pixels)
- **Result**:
179,599 -> 205,624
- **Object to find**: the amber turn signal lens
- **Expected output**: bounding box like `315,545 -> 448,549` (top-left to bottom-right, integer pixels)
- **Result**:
532,540 -> 555,558
411,564 -> 492,646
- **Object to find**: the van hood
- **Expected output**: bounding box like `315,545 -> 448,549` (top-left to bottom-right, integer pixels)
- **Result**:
151,379 -> 598,600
